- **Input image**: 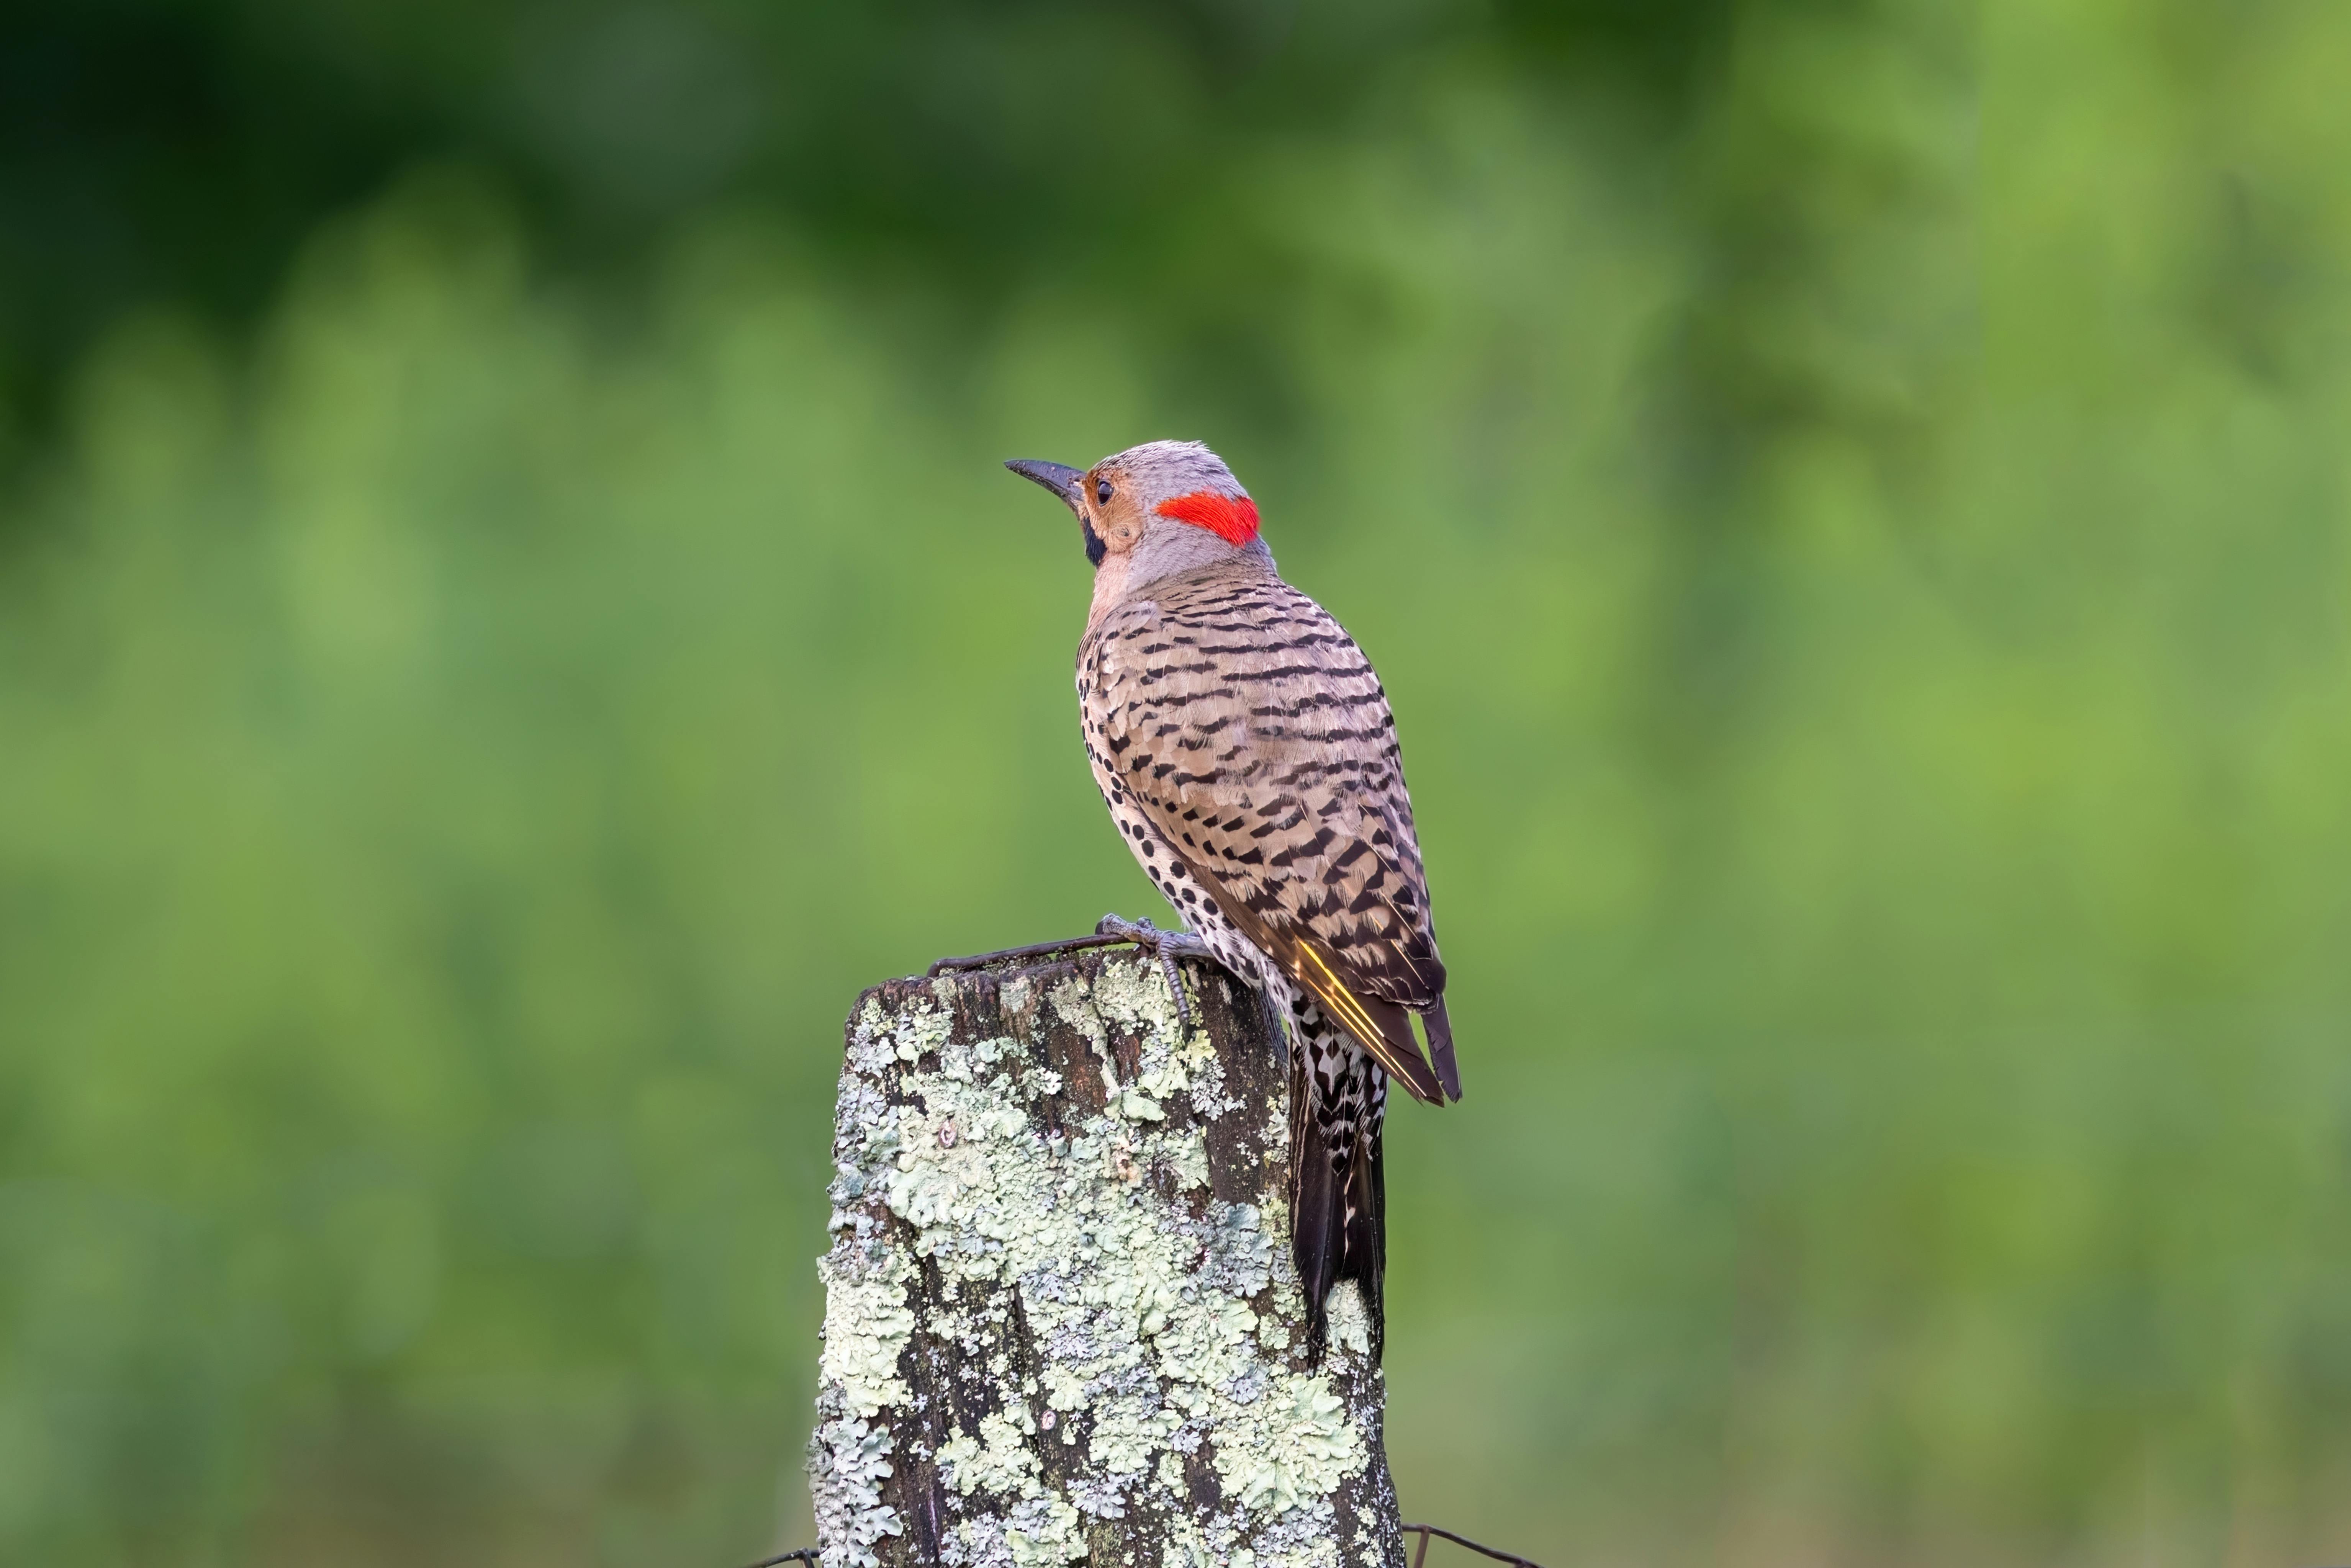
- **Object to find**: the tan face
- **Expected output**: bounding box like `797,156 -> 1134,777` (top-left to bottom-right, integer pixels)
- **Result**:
1076,461 -> 1147,562
1004,444 -> 1253,640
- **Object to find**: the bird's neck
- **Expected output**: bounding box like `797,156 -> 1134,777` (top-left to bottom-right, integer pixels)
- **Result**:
1083,551 -> 1135,642
1084,546 -> 1277,643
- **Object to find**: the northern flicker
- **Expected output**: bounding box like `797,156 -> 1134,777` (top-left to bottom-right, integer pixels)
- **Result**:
1004,440 -> 1460,1362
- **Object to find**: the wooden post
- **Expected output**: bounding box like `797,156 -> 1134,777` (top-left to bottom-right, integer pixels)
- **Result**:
809,946 -> 1406,1568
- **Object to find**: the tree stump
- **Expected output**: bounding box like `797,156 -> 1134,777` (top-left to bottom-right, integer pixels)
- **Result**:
809,946 -> 1406,1568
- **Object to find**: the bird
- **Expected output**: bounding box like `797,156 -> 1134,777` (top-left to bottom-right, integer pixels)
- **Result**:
1004,439 -> 1460,1363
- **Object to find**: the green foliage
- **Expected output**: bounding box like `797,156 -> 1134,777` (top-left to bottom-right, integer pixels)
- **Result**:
5,0 -> 2351,1563
0,0 -> 1726,436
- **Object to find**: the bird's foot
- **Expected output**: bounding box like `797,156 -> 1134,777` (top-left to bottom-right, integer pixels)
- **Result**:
1094,914 -> 1211,1033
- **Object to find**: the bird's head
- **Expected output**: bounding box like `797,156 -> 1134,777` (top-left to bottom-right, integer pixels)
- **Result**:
1005,441 -> 1269,608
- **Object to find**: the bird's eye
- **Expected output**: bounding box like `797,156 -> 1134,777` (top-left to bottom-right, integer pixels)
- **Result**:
1096,479 -> 1114,505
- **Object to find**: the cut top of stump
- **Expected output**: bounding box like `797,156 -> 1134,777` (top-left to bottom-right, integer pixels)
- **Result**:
810,948 -> 1403,1568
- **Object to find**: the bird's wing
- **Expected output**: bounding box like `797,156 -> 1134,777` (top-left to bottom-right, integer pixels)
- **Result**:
1084,567 -> 1459,1104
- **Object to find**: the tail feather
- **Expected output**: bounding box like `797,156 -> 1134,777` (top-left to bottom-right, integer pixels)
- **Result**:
1292,1048 -> 1388,1366
1423,997 -> 1462,1102
1290,1046 -> 1341,1361
1345,1117 -> 1386,1359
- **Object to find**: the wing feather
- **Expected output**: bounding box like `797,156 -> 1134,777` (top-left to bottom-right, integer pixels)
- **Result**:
1084,565 -> 1457,1104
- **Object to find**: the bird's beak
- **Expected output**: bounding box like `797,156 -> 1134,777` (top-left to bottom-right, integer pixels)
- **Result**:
1004,459 -> 1086,514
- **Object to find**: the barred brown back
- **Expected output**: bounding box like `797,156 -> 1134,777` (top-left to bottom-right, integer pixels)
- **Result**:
1079,556 -> 1452,1101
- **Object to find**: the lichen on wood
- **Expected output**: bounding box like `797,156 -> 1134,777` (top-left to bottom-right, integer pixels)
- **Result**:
810,948 -> 1405,1568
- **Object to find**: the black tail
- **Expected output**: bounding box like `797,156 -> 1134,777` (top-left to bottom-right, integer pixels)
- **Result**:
1290,1048 -> 1387,1367
1423,996 -> 1462,1102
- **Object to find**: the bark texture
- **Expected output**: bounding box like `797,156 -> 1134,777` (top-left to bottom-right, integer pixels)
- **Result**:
810,947 -> 1405,1568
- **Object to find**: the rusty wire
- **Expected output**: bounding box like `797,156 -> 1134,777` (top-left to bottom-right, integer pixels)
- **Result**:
926,932 -> 1127,974
1404,1519 -> 1548,1566
743,1522 -> 1546,1568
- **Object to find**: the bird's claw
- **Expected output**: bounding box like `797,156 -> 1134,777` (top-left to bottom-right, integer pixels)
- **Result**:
1094,914 -> 1207,1033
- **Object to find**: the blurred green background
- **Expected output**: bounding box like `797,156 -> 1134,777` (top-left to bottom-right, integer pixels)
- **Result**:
4,1 -> 2350,1563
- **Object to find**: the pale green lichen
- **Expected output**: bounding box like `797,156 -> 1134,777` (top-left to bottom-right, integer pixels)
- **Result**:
1325,1280 -> 1372,1359
813,960 -> 1395,1568
1000,1494 -> 1086,1566
940,1408 -> 1042,1496
1223,1375 -> 1361,1512
818,1247 -> 915,1418
809,1415 -> 902,1568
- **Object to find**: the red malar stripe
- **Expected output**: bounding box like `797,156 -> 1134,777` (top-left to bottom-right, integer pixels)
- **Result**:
1155,490 -> 1261,545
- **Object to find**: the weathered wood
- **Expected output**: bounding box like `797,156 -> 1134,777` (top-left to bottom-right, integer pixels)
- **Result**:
810,947 -> 1405,1568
